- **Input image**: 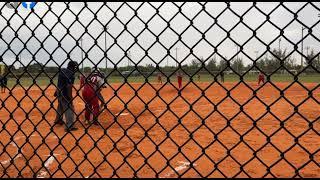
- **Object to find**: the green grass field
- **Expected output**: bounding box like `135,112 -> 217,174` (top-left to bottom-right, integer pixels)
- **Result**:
5,73 -> 319,89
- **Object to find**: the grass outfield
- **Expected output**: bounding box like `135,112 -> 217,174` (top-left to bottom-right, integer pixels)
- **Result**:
5,73 -> 320,88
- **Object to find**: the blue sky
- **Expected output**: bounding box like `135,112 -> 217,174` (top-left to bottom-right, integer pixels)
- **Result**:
0,2 -> 320,69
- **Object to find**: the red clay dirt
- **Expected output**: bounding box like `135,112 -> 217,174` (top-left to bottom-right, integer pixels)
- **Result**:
0,81 -> 319,178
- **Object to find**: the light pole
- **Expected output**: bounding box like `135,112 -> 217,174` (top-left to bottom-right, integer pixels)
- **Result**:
127,50 -> 131,71
175,47 -> 179,67
19,53 -> 22,71
103,26 -> 108,74
306,46 -> 310,65
278,38 -> 281,52
254,51 -> 259,72
235,45 -> 239,73
318,14 -> 320,69
301,26 -> 306,70
80,38 -> 84,72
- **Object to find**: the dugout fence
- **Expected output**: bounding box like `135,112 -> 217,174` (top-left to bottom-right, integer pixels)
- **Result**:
0,2 -> 319,178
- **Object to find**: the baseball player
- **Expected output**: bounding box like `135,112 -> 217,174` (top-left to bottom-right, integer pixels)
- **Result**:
0,75 -> 4,93
177,71 -> 183,90
157,72 -> 162,85
82,69 -> 105,125
258,72 -> 265,85
220,71 -> 225,83
81,72 -> 106,109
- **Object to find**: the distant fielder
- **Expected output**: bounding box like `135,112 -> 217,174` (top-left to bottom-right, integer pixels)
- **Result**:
177,71 -> 183,90
81,69 -> 106,125
258,72 -> 265,85
157,72 -> 163,85
0,75 -> 7,93
0,65 -> 7,93
220,71 -> 224,83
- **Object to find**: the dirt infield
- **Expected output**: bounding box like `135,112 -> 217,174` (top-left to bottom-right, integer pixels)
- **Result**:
0,81 -> 319,178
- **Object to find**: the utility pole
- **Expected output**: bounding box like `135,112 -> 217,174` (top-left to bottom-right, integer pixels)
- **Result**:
127,50 -> 131,71
235,45 -> 239,73
279,37 -> 281,52
19,53 -> 22,71
317,14 -> 320,69
80,38 -> 84,72
104,26 -> 108,75
175,47 -> 179,68
254,51 -> 259,72
306,46 -> 310,66
301,26 -> 306,70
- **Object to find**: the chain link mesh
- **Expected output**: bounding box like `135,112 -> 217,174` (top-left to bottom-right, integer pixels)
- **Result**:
0,2 -> 319,178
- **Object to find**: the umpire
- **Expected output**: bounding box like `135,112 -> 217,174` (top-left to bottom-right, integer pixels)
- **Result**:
0,75 -> 8,93
220,71 -> 225,83
54,60 -> 79,132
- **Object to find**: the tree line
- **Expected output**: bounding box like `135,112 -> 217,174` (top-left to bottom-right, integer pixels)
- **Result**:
191,48 -> 320,75
2,48 -> 319,78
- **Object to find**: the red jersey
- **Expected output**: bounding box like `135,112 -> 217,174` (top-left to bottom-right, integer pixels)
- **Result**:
259,73 -> 264,79
83,74 -> 104,92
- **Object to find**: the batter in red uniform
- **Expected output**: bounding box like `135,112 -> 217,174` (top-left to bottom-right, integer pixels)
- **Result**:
177,71 -> 183,90
82,70 -> 105,125
258,72 -> 265,85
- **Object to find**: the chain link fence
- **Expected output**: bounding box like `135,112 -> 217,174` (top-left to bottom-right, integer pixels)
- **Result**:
0,2 -> 319,178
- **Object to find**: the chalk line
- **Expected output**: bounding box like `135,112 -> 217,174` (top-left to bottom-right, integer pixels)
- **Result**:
13,134 -> 38,141
10,142 -> 17,147
43,154 -> 61,157
3,135 -> 58,167
37,171 -> 48,179
115,112 -> 129,116
1,141 -> 23,165
8,135 -> 58,156
161,161 -> 197,178
0,154 -> 22,165
37,155 -> 56,178
44,156 -> 55,168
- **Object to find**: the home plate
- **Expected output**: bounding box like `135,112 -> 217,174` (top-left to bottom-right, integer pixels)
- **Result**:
116,113 -> 129,116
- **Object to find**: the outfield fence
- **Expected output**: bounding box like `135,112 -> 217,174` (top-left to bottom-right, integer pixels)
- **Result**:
0,2 -> 319,178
